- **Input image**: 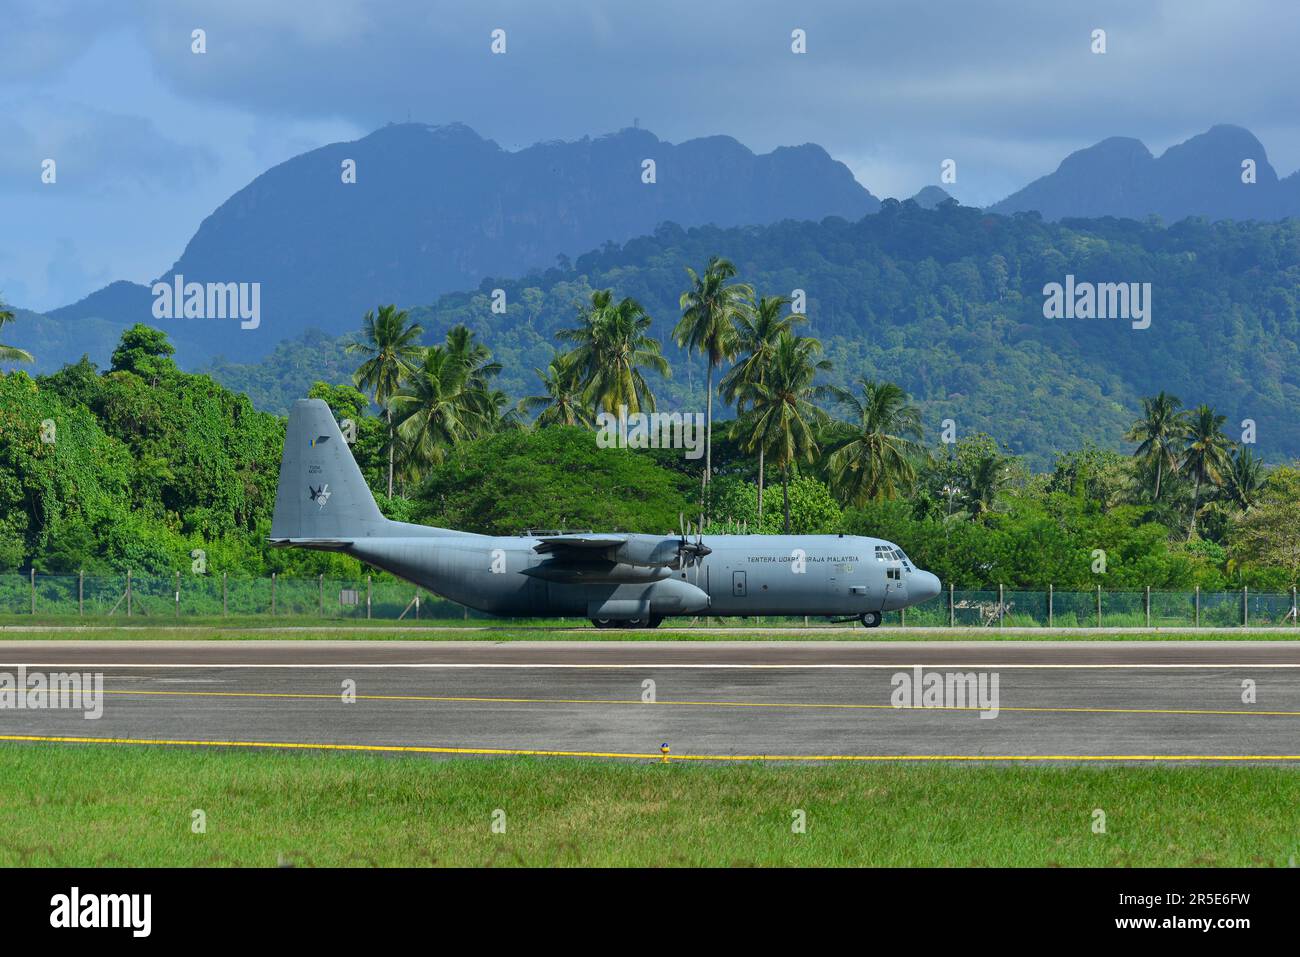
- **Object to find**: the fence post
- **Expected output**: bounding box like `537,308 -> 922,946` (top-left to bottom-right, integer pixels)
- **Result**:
1195,585 -> 1200,628
366,574 -> 372,620
30,568 -> 35,615
78,568 -> 84,617
998,583 -> 1004,628
1145,585 -> 1150,628
127,569 -> 132,617
1293,585 -> 1297,627
900,606 -> 906,627
272,572 -> 277,616
175,571 -> 180,618
222,571 -> 228,617
948,582 -> 954,627
1096,584 -> 1101,627
1243,585 -> 1248,627
319,574 -> 324,616
1048,584 -> 1053,628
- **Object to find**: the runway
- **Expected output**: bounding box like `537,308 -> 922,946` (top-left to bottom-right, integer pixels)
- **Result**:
2,641 -> 1300,761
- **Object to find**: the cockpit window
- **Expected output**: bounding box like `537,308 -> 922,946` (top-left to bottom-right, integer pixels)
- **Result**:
876,545 -> 913,571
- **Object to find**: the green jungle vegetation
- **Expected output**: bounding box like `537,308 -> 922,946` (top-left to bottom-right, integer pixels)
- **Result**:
2,245 -> 1298,595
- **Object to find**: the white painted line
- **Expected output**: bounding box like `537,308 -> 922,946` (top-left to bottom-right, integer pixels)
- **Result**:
1,662 -> 1299,670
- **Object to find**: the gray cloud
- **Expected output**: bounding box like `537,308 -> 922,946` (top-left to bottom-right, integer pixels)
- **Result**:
3,0 -> 1299,309
89,0 -> 1299,205
0,97 -> 217,195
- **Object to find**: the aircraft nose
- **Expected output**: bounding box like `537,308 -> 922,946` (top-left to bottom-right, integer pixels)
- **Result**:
913,570 -> 941,603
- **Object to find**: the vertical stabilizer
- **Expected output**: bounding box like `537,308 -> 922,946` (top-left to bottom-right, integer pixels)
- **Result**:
270,399 -> 390,541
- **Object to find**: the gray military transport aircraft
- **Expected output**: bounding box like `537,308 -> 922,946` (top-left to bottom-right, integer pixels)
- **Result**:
270,399 -> 941,627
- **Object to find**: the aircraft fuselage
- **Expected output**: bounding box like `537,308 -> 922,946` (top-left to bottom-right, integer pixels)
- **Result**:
342,533 -> 941,621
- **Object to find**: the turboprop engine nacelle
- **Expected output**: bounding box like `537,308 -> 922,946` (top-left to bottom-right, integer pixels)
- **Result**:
606,534 -> 684,567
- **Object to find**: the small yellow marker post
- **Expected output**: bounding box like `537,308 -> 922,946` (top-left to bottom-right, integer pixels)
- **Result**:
660,743 -> 671,764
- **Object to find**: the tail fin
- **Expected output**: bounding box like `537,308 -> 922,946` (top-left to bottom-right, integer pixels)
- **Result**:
270,399 -> 390,543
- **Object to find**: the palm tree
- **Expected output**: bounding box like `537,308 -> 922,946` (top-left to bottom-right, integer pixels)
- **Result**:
732,332 -> 832,532
390,346 -> 482,468
347,305 -> 424,497
1125,391 -> 1188,501
823,379 -> 924,506
0,300 -> 33,364
720,294 -> 803,525
1181,404 -> 1233,539
965,450 -> 1009,521
441,324 -> 505,429
443,325 -> 502,390
518,357 -> 594,428
556,290 -> 668,415
480,387 -> 523,433
1225,446 -> 1264,512
675,257 -> 753,504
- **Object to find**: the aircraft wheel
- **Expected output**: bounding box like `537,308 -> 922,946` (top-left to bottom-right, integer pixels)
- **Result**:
591,618 -> 617,629
860,611 -> 882,628
622,617 -> 652,628
647,616 -> 663,628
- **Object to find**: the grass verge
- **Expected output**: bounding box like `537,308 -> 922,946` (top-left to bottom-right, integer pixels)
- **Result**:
0,743 -> 1296,866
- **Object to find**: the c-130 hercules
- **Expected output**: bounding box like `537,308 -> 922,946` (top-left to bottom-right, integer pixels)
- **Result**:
271,399 -> 942,627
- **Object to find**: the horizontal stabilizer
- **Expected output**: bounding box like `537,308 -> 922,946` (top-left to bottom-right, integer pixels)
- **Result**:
268,537 -> 355,551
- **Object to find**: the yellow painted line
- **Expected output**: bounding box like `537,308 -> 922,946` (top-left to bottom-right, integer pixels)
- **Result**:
95,687 -> 1300,719
0,733 -> 1297,762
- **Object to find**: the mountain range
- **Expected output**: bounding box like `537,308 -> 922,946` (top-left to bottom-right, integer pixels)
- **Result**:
10,122 -> 1298,372
989,124 -> 1300,222
4,121 -> 1300,468
34,123 -> 878,365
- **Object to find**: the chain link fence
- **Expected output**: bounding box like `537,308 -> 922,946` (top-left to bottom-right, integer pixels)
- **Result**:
0,572 -> 477,621
1,572 -> 1296,626
903,586 -> 1298,628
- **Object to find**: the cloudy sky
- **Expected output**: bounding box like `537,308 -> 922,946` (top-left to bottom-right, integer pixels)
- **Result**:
3,0 -> 1298,311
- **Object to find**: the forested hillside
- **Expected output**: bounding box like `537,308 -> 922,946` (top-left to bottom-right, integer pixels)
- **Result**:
207,201 -> 1300,469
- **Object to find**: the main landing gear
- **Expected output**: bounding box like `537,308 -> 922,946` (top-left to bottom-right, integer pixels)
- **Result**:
859,610 -> 882,628
591,616 -> 664,629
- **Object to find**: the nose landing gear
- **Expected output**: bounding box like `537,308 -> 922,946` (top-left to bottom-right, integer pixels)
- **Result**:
830,610 -> 884,627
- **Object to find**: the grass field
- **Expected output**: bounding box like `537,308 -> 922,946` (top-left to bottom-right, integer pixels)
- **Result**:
0,743 -> 1296,866
2,621 -> 1300,641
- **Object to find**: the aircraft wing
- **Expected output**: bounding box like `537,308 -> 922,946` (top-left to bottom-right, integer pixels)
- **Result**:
533,533 -> 685,568
533,535 -> 628,554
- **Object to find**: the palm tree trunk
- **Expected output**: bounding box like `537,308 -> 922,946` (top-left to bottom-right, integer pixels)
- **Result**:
783,465 -> 791,534
386,407 -> 394,499
1188,474 -> 1201,540
1154,459 -> 1163,501
703,362 -> 714,517
756,447 -> 765,529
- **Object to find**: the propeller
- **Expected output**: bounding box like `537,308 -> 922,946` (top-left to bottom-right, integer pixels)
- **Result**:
675,512 -> 712,581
